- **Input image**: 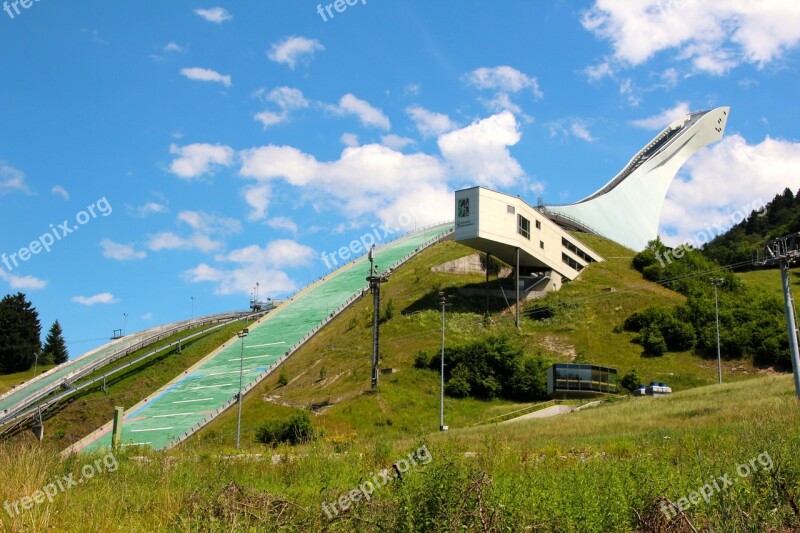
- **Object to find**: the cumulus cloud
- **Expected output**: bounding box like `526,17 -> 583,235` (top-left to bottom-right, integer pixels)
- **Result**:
466,66 -> 542,115
177,211 -> 242,235
406,105 -> 458,138
267,216 -> 298,235
169,143 -> 235,180
660,134 -> 800,246
100,239 -> 147,261
128,201 -> 168,217
631,102 -> 692,130
438,111 -> 525,188
0,269 -> 47,290
242,185 -> 271,221
253,86 -> 310,129
72,293 -> 119,306
195,7 -> 232,23
333,94 -> 391,130
583,0 -> 800,74
179,67 -> 231,87
267,36 -> 324,69
381,134 -> 415,150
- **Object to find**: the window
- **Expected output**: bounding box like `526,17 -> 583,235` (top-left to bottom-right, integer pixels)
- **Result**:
561,238 -> 596,264
518,215 -> 530,240
507,205 -> 515,214
540,241 -> 544,250
562,253 -> 584,271
535,220 -> 541,230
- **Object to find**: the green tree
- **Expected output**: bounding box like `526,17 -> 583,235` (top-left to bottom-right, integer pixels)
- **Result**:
0,293 -> 41,374
42,320 -> 69,365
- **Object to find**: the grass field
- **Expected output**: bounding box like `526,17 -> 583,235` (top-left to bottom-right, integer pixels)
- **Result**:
0,365 -> 57,396
0,375 -> 797,531
738,268 -> 800,298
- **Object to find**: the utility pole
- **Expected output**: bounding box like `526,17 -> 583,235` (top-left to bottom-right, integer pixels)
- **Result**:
761,233 -> 800,400
366,246 -> 388,390
439,292 -> 450,431
235,328 -> 249,449
710,278 -> 724,384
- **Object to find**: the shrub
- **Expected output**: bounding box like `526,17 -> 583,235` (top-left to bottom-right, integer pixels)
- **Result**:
256,411 -> 316,446
277,371 -> 289,387
620,369 -> 640,393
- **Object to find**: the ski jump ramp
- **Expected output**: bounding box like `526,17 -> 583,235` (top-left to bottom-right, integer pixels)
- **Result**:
68,223 -> 453,453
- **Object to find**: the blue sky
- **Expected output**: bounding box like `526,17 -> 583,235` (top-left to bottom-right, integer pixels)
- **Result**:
1,1 -> 799,356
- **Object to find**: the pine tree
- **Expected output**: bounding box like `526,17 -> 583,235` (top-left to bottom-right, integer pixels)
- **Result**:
0,293 -> 42,374
42,320 -> 69,365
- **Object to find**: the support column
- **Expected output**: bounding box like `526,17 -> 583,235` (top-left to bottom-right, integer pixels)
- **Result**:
485,253 -> 490,320
112,406 -> 124,450
516,247 -> 520,329
780,263 -> 800,400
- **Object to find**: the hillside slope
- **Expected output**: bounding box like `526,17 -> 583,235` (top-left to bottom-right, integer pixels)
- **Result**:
195,236 -> 766,450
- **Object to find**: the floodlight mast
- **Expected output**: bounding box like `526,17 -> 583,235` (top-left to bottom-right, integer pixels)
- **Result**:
367,246 -> 388,390
760,233 -> 800,400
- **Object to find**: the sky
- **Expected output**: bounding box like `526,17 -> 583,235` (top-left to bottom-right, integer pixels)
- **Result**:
1,0 -> 799,357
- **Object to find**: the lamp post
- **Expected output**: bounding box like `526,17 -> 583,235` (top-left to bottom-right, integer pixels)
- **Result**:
123,313 -> 128,337
710,278 -> 724,384
235,328 -> 249,449
439,292 -> 449,431
191,296 -> 195,318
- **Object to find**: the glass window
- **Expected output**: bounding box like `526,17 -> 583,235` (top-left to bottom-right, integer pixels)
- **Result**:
535,220 -> 541,230
518,215 -> 531,240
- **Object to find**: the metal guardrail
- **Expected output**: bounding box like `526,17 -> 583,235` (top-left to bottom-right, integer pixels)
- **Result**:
165,225 -> 455,450
0,311 -> 266,431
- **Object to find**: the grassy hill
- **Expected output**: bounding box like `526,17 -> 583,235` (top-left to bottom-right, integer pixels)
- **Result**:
1,373 -> 797,531
195,236 -> 767,451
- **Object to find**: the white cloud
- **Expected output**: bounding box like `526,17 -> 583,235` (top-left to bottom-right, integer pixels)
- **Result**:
195,7 -> 232,23
72,293 -> 119,306
267,36 -> 324,69
179,67 -> 231,87
267,216 -> 298,235
242,185 -> 271,221
582,0 -> 800,74
169,143 -> 235,180
381,134 -> 415,150
128,201 -> 168,217
334,94 -> 391,130
253,87 -> 309,129
0,269 -> 47,290
100,239 -> 147,261
177,211 -> 242,235
164,42 -> 184,53
570,120 -> 596,142
0,163 -> 32,195
438,111 -> 525,188
147,232 -> 222,253
466,66 -> 543,99
406,105 -> 458,138
239,146 -> 319,186
631,102 -> 691,130
183,262 -> 297,297
51,185 -> 70,200
660,134 -> 800,246
585,61 -> 614,81
340,133 -> 360,147
222,239 -> 315,269
141,312 -> 153,320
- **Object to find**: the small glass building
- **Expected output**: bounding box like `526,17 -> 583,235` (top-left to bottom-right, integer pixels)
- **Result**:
546,363 -> 618,399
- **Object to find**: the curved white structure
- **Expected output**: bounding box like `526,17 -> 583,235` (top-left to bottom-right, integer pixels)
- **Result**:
543,107 -> 730,251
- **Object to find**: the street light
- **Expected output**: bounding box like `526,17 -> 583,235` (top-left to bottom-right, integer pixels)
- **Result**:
710,278 -> 724,384
191,296 -> 195,318
123,313 -> 128,337
235,328 -> 249,449
439,292 -> 449,431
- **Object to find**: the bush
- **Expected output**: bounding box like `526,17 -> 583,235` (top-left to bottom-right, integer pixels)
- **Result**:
445,365 -> 472,398
640,324 -> 667,357
256,411 -> 316,446
414,350 -> 431,369
277,371 -> 289,387
620,369 -> 640,393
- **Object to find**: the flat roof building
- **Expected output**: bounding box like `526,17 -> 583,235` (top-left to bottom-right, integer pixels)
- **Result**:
547,363 -> 618,399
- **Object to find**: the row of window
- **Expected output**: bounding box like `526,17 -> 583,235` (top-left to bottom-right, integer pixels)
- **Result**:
562,253 -> 584,272
562,238 -> 596,264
